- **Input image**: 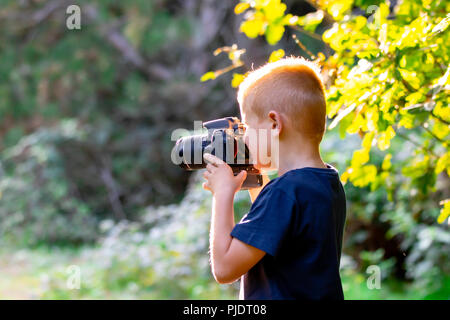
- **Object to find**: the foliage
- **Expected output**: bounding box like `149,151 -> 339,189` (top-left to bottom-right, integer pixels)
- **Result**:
321,132 -> 449,292
0,120 -> 98,245
0,0 -> 448,299
1,0 -> 257,218
205,0 -> 450,222
1,168 -> 447,299
38,172 -> 243,299
201,0 -> 450,296
0,0 -> 252,244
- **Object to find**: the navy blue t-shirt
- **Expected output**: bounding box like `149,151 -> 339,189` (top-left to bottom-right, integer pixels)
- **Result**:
230,164 -> 346,300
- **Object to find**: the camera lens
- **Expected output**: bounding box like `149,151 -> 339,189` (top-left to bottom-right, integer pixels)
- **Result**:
174,134 -> 208,170
173,128 -> 252,170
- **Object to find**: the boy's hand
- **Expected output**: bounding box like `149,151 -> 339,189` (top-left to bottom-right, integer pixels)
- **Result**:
203,153 -> 266,284
202,153 -> 247,196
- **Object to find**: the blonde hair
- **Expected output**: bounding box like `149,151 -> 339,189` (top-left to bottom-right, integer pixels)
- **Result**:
237,56 -> 326,141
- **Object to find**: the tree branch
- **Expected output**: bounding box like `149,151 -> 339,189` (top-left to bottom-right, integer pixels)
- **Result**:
83,5 -> 172,81
289,25 -> 324,42
100,155 -> 126,220
292,34 -> 316,59
29,0 -> 72,27
422,124 -> 447,145
394,130 -> 438,158
303,0 -> 335,24
431,110 -> 450,126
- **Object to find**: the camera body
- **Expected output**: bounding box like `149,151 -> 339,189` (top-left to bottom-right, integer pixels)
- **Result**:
172,117 -> 263,189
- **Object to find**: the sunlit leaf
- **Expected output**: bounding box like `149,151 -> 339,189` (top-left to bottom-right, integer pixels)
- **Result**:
437,199 -> 450,224
328,1 -> 352,19
265,23 -> 285,45
329,103 -> 357,129
268,49 -> 285,62
200,71 -> 216,82
432,14 -> 450,35
346,113 -> 367,134
377,126 -> 396,151
382,153 -> 392,171
436,152 -> 450,176
234,2 -> 250,15
240,17 -> 265,38
362,132 -> 375,150
349,165 -> 377,187
231,73 -> 245,88
282,14 -> 299,26
298,10 -> 324,32
263,0 -> 287,22
351,149 -> 370,167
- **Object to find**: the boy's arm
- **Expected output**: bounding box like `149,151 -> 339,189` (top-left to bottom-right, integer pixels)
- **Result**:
202,154 -> 267,284
210,192 -> 266,284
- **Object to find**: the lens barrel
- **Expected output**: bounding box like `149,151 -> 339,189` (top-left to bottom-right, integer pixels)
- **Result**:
174,130 -> 244,170
172,117 -> 263,189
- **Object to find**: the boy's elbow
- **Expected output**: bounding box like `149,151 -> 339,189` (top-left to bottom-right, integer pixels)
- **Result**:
212,266 -> 239,284
214,273 -> 237,285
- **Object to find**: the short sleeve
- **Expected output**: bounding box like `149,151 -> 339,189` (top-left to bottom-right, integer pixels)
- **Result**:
230,187 -> 297,257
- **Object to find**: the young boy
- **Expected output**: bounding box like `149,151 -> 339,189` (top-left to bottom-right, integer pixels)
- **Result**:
202,57 -> 346,300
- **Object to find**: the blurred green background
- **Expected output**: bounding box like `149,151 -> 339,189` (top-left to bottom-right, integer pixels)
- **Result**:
0,0 -> 448,299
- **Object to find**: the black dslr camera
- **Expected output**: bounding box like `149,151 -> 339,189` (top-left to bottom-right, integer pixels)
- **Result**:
172,117 -> 263,190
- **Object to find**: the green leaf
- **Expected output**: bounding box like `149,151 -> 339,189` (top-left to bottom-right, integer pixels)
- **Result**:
438,199 -> 450,224
329,103 -> 357,130
377,126 -> 396,151
265,23 -> 285,45
263,0 -> 287,22
350,164 -> 377,187
431,14 -> 450,35
436,152 -> 450,175
328,1 -> 352,19
362,132 -> 375,150
382,153 -> 392,171
351,149 -> 370,167
298,10 -> 324,32
240,16 -> 265,38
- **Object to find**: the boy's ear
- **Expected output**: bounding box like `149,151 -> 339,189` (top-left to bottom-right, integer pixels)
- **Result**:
268,110 -> 282,136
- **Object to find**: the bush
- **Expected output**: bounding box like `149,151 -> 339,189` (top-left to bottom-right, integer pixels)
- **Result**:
41,171 -> 247,299
0,120 -> 98,246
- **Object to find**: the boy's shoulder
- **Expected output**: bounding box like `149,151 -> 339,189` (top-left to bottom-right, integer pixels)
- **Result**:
232,165 -> 345,260
259,165 -> 341,203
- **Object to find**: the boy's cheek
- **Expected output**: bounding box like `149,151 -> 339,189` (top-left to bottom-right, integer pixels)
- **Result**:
257,140 -> 272,168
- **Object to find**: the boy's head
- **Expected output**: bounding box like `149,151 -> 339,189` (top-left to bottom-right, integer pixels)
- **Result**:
237,57 -> 326,169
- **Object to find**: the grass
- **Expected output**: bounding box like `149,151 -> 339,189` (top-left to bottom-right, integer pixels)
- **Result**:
0,246 -> 447,300
341,271 -> 450,300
